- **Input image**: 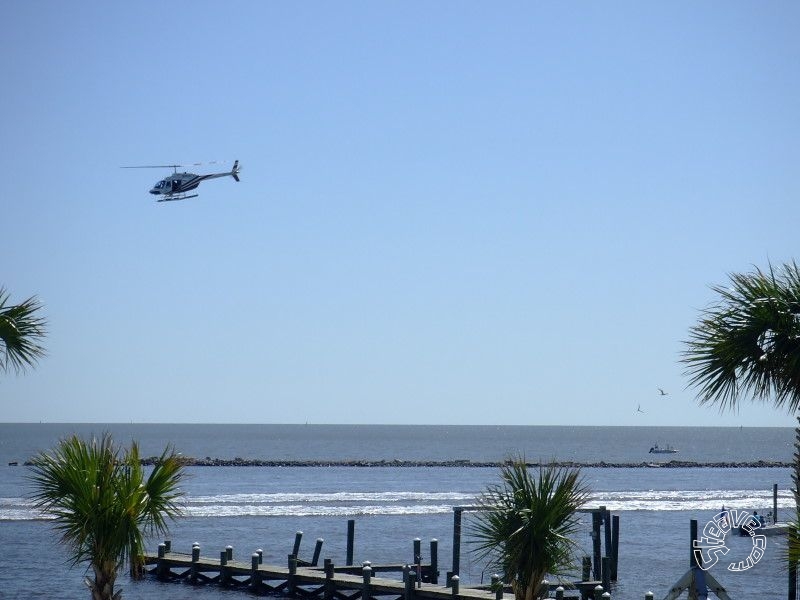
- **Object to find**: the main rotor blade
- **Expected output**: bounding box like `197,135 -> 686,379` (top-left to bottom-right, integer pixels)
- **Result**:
121,164 -> 184,169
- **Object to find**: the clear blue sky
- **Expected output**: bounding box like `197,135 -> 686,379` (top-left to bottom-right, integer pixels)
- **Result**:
2,2 -> 799,426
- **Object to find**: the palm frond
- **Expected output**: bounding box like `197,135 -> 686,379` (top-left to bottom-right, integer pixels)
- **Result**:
682,261 -> 800,414
0,287 -> 47,375
470,458 -> 590,600
27,434 -> 186,595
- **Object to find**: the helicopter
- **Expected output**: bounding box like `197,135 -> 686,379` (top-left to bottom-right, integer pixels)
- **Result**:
123,160 -> 240,201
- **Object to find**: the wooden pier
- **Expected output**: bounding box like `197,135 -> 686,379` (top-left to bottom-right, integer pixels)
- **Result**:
144,509 -> 620,600
145,541 -> 501,600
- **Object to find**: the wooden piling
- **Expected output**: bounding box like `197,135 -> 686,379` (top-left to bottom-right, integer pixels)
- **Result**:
191,543 -> 200,585
591,512 -> 602,579
404,565 -> 416,600
490,574 -> 502,600
220,550 -> 229,586
312,538 -> 324,566
610,515 -> 619,581
452,507 -> 463,579
363,565 -> 372,600
601,557 -> 610,593
250,552 -> 262,591
430,539 -> 439,584
774,483 -> 779,524
324,559 -> 334,600
293,531 -> 303,557
690,519 -> 700,569
582,556 -> 591,581
602,507 -> 611,570
347,520 -> 355,566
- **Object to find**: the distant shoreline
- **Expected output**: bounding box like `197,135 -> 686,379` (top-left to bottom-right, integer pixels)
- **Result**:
124,457 -> 792,469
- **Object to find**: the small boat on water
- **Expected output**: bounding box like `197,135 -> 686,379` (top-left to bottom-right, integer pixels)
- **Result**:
649,443 -> 678,454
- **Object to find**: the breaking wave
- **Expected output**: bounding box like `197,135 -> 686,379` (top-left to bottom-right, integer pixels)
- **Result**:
1,488 -> 793,521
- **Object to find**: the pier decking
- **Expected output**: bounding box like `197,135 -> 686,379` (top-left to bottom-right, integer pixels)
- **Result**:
145,545 -> 504,600
144,507 -> 619,600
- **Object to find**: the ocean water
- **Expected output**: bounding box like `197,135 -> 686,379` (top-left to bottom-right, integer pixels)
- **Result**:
0,424 -> 795,599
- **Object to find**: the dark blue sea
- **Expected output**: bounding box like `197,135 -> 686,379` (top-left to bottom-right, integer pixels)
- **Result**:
0,424 -> 794,599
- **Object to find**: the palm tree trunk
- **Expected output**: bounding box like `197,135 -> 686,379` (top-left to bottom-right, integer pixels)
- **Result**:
89,562 -> 117,600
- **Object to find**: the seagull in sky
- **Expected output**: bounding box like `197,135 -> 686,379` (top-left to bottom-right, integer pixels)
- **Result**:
637,404 -> 645,414
658,388 -> 668,396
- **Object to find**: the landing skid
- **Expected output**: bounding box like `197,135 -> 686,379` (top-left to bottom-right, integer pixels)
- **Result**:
157,194 -> 199,202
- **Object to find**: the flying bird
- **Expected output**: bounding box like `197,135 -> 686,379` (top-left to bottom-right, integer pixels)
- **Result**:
637,404 -> 645,414
658,388 -> 668,396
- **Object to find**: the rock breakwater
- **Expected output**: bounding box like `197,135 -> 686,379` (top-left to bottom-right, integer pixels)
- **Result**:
135,457 -> 792,468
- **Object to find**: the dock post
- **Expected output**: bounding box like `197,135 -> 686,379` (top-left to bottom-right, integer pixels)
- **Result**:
602,507 -> 611,563
690,520 -> 700,568
774,483 -> 779,524
226,545 -> 233,561
164,540 -> 172,553
256,548 -> 263,564
601,557 -> 610,593
554,587 -> 564,600
157,543 -> 167,580
362,565 -> 372,600
450,575 -> 459,595
611,515 -> 619,581
645,593 -> 654,600
491,574 -> 503,599
293,531 -> 303,558
347,520 -> 355,566
452,507 -> 463,579
591,512 -> 602,580
582,556 -> 591,581
190,543 -> 200,585
288,554 -> 298,594
594,585 -> 603,599
430,539 -> 439,584
220,550 -> 229,586
324,560 -> 335,600
250,552 -> 262,592
405,566 -> 417,600
312,538 -> 324,566
413,538 -> 422,587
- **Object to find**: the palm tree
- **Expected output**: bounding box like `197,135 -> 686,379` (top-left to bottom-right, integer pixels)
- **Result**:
28,434 -> 185,600
0,286 -> 47,374
682,260 -> 800,585
470,458 -> 590,600
682,261 -> 800,412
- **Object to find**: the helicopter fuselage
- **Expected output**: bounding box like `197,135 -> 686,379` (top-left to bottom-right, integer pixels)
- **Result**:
147,160 -> 240,200
150,173 -> 205,195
